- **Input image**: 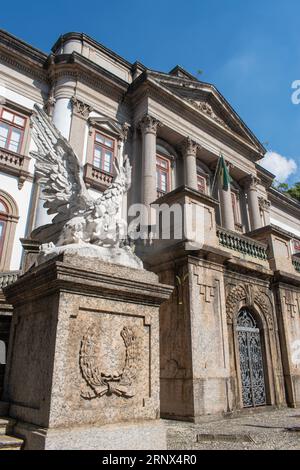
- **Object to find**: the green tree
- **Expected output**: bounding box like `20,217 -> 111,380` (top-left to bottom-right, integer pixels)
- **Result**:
274,181 -> 300,202
286,182 -> 300,201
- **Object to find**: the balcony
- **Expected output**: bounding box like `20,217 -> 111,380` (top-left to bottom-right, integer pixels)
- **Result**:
0,147 -> 31,189
217,226 -> 268,260
83,163 -> 114,191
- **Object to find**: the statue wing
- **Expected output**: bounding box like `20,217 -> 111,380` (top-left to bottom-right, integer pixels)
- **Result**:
95,155 -> 132,208
30,105 -> 93,224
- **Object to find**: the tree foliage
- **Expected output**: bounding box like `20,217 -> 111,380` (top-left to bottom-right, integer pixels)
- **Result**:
274,181 -> 300,202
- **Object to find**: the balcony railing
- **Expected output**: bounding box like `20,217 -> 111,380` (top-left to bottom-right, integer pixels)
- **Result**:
83,163 -> 114,191
292,256 -> 300,273
217,226 -> 268,260
0,271 -> 20,290
0,147 -> 31,189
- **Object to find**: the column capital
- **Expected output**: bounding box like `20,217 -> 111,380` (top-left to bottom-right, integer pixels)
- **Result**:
139,114 -> 162,135
258,196 -> 271,211
71,96 -> 93,119
181,136 -> 201,157
242,174 -> 261,190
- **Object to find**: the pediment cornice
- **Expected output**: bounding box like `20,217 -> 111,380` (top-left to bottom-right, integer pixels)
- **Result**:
129,75 -> 265,160
88,116 -> 129,140
140,70 -> 265,155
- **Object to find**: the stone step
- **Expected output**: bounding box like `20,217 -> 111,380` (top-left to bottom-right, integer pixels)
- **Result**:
0,434 -> 23,450
0,418 -> 15,435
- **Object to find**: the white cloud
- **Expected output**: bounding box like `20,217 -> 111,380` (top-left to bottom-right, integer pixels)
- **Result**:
260,151 -> 298,182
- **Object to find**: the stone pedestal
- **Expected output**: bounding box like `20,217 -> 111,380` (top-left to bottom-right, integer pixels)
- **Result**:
2,254 -> 173,450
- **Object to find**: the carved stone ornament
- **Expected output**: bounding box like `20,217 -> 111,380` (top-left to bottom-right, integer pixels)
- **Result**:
258,197 -> 271,211
79,325 -> 139,399
226,283 -> 274,329
139,114 -> 162,135
188,99 -> 230,130
243,174 -> 261,190
44,89 -> 56,117
175,272 -> 189,305
181,136 -> 201,157
71,96 -> 93,118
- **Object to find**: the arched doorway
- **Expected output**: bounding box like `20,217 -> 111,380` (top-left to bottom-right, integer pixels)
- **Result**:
236,308 -> 267,408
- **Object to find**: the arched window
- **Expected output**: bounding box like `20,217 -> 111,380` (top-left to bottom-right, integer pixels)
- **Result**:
0,191 -> 19,271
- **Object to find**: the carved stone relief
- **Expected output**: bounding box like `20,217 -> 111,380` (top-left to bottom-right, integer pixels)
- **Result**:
79,324 -> 139,399
226,283 -> 274,329
283,290 -> 300,319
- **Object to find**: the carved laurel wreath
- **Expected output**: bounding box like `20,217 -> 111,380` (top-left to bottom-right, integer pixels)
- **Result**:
79,325 -> 138,399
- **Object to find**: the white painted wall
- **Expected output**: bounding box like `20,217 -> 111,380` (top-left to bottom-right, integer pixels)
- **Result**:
0,85 -> 36,110
270,217 -> 300,238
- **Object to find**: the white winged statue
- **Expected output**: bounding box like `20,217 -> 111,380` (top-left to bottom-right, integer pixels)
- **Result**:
30,105 -> 142,269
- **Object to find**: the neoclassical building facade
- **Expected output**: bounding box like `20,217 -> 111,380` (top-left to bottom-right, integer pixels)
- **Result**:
0,29 -> 300,420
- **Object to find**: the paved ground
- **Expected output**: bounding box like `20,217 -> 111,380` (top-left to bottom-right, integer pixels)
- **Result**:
166,408 -> 300,450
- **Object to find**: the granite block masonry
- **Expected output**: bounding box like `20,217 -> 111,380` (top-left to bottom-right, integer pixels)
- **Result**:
1,253 -> 173,450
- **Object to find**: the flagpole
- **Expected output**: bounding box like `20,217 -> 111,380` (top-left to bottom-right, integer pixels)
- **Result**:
211,151 -> 222,194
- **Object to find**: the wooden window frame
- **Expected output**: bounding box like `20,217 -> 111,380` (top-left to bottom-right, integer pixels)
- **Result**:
0,107 -> 26,154
293,239 -> 300,253
197,174 -> 208,194
0,214 -> 7,261
156,154 -> 170,195
92,130 -> 115,175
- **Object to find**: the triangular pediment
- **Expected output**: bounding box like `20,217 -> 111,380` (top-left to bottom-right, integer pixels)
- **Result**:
147,70 -> 264,153
88,116 -> 129,139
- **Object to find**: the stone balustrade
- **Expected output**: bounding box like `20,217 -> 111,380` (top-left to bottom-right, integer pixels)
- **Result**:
292,256 -> 300,273
0,271 -> 20,290
83,163 -> 114,191
217,226 -> 268,260
0,148 -> 31,189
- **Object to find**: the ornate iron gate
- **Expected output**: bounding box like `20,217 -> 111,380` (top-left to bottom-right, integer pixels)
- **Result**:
237,309 -> 266,408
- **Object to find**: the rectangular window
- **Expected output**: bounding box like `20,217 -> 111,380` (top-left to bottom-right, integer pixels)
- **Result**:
156,155 -> 170,195
0,108 -> 26,153
93,132 -> 114,173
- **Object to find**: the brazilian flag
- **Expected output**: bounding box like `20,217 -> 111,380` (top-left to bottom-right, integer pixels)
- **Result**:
215,154 -> 232,191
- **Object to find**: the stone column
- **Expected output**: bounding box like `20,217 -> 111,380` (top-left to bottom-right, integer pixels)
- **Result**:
244,175 -> 261,231
69,96 -> 93,161
139,115 -> 161,224
51,78 -> 74,139
182,137 -> 199,190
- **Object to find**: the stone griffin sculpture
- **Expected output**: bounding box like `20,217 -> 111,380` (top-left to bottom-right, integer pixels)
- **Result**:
30,105 -> 142,269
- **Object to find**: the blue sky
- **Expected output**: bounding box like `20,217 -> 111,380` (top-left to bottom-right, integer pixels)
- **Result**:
2,0 -> 300,184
